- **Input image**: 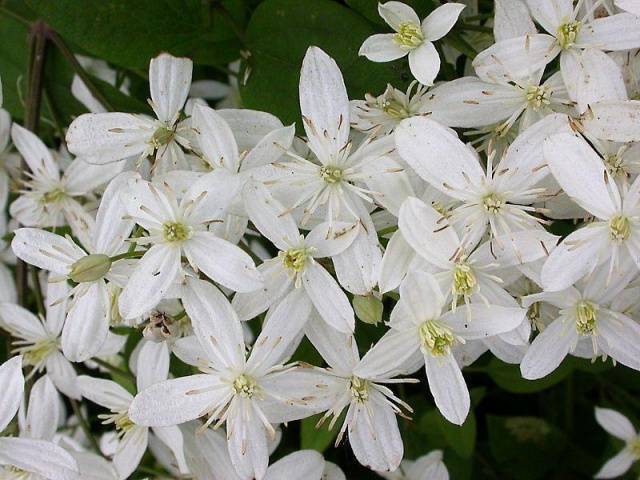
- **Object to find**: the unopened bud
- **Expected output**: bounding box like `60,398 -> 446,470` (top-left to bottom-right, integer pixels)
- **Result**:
69,254 -> 112,283
353,295 -> 383,326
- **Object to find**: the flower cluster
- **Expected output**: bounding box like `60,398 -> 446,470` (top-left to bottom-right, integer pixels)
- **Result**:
1,1 -> 640,479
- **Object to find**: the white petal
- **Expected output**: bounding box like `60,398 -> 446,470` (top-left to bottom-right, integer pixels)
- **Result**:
11,228 -> 83,275
149,53 -> 192,123
113,426 -> 148,479
578,13 -> 640,51
575,49 -> 627,114
171,335 -> 208,367
232,260 -> 292,321
348,390 -> 403,472
304,312 -> 360,373
354,328 -> 422,379
129,374 -> 226,427
358,155 -> 415,216
45,278 -> 70,336
470,229 -> 559,267
494,0 -> 536,41
583,100 -> 640,142
359,34 -> 408,62
265,450 -> 324,480
472,34 -> 559,84
300,47 -> 350,160
192,104 -> 239,171
182,422 -> 240,479
135,340 -> 170,391
422,3 -> 465,41
11,124 -> 59,180
227,400 -> 269,480
63,281 -> 109,362
63,157 -> 124,196
520,318 -> 575,379
305,221 -> 359,258
594,407 -> 636,441
25,375 -> 59,440
378,230 -> 414,294
598,310 -> 640,371
46,352 -> 81,399
424,353 -> 470,425
93,171 -> 137,255
544,133 -> 619,219
78,376 -> 132,411
378,1 -> 420,30
408,42 -> 440,86
217,109 -> 283,152
66,112 -> 152,164
444,305 -> 527,339
118,244 -> 181,319
123,177 -> 177,231
181,169 -> 243,225
396,117 -> 484,198
0,437 -> 79,480
0,356 -> 23,432
242,124 -> 295,171
303,262 -> 354,333
243,180 -> 299,251
332,225 -> 382,295
151,424 -> 188,475
594,449 -> 635,479
525,0 -> 572,34
616,0 -> 640,15
182,277 -> 246,370
0,302 -> 47,341
399,269 -> 445,323
184,232 -> 262,292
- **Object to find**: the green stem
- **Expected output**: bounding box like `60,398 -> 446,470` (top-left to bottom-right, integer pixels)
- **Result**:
377,226 -> 398,237
30,268 -> 45,316
172,310 -> 187,322
70,398 -> 103,456
92,357 -> 135,380
110,250 -> 146,262
237,240 -> 262,265
0,5 -> 30,26
46,30 -> 115,111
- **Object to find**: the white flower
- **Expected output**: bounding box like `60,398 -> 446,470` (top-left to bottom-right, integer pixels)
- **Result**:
594,407 -> 640,478
395,114 -> 572,247
129,278 -> 331,480
581,100 -> 640,143
66,53 -> 193,173
357,270 -> 525,424
616,0 -> 640,16
11,172 -> 136,361
0,437 -> 80,479
520,264 -> 640,380
359,2 -> 466,85
378,449 -> 449,480
232,180 -> 358,332
0,355 -> 23,432
541,132 -> 640,291
117,173 -> 262,319
0,277 -> 80,398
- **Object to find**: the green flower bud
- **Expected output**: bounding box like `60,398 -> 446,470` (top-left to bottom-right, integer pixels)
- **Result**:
353,295 -> 383,326
69,254 -> 112,283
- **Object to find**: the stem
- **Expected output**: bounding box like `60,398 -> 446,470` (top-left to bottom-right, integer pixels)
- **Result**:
237,240 -> 263,265
0,5 -> 30,26
377,226 -> 398,237
30,268 -> 45,315
69,398 -> 103,456
47,30 -> 115,111
92,357 -> 135,380
110,250 -> 146,262
172,310 -> 187,321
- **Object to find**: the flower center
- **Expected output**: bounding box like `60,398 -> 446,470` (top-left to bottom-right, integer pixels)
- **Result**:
99,411 -> 135,439
482,193 -> 504,213
419,320 -> 455,356
527,302 -> 545,332
604,154 -> 626,177
557,21 -> 581,49
5,465 -> 29,479
393,22 -> 423,48
575,301 -> 598,336
280,247 -> 312,273
41,188 -> 66,204
452,262 -> 477,300
630,437 -> 640,459
609,216 -> 631,241
320,166 -> 344,184
349,376 -> 370,403
69,254 -> 112,283
526,85 -> 552,110
150,125 -> 176,148
162,222 -> 192,243
233,374 -> 257,398
15,338 -> 57,370
379,96 -> 410,119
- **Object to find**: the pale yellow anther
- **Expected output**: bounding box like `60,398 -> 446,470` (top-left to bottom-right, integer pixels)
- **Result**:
557,21 -> 581,49
162,222 -> 192,243
349,376 -> 370,403
233,374 -> 257,398
609,216 -> 631,241
576,301 -> 597,336
393,22 -> 423,48
419,320 -> 455,356
320,166 -> 344,184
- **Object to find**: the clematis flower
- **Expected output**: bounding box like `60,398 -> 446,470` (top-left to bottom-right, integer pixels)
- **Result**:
129,278 -> 332,480
66,53 -> 193,174
594,407 -> 640,478
0,355 -> 23,432
359,2 -> 466,85
378,450 -> 449,480
232,180 -> 358,333
117,172 -> 262,319
356,270 -> 526,425
616,0 -> 640,16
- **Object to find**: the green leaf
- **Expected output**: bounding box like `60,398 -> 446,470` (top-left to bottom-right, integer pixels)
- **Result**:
300,413 -> 341,453
242,0 -> 412,126
487,357 -> 574,394
419,408 -> 476,459
345,0 -> 436,24
27,0 -> 241,69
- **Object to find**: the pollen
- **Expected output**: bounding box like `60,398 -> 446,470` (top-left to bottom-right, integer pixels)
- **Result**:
419,320 -> 455,356
609,216 -> 631,241
630,437 -> 640,459
452,262 -> 477,300
557,21 -> 581,49
280,247 -> 312,273
41,188 -> 66,204
233,374 -> 257,398
150,125 -> 176,148
349,376 -> 370,403
162,222 -> 192,243
99,410 -> 136,438
379,96 -> 410,119
15,338 -> 57,370
525,85 -> 551,110
482,193 -> 504,213
393,22 -> 423,48
320,166 -> 344,184
575,301 -> 598,336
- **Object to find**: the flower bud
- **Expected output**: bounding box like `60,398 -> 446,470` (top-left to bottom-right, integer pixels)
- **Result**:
353,295 -> 383,326
69,254 -> 112,283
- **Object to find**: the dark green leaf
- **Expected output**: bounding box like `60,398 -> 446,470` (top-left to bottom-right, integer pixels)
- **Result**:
487,357 -> 574,394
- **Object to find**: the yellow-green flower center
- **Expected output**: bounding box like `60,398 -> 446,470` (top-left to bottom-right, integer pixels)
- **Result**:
629,437 -> 640,459
5,465 -> 29,479
350,376 -> 370,403
609,216 -> 631,241
557,21 -> 581,49
41,188 -> 66,204
576,301 -> 597,336
526,85 -> 552,110
527,302 -> 545,332
604,154 -> 626,177
379,97 -> 410,119
452,263 -> 477,300
17,338 -> 57,369
482,193 -> 504,213
419,320 -> 455,356
162,222 -> 192,243
69,254 -> 112,283
99,410 -> 136,439
281,247 -> 312,273
233,374 -> 257,398
150,125 -> 176,148
320,166 -> 344,184
394,22 -> 423,48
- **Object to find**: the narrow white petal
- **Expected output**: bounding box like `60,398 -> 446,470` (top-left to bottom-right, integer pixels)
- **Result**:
378,1 -> 420,30
0,437 -> 79,480
149,53 -> 192,123
525,0 -> 572,34
113,426 -> 148,479
494,0 -> 536,41
11,123 -> 60,180
359,34 -> 408,62
78,376 -> 133,411
264,450 -> 324,480
578,13 -> 640,51
192,104 -> 240,171
303,262 -> 354,333
424,353 -> 470,425
594,449 -> 635,479
594,407 -> 636,441
0,356 -> 24,432
63,281 -> 109,362
408,42 -> 440,86
422,3 -> 465,41
520,318 -> 575,379
11,228 -> 82,275
135,340 -> 170,391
